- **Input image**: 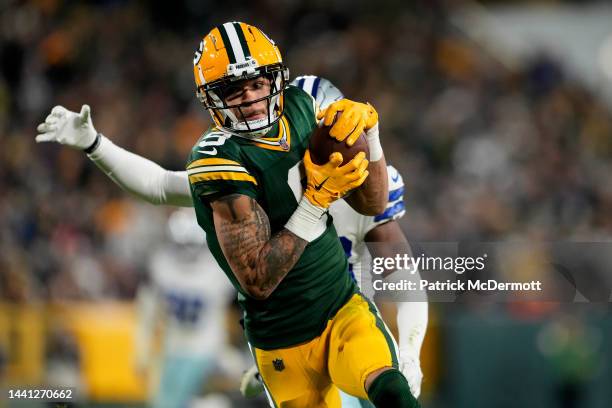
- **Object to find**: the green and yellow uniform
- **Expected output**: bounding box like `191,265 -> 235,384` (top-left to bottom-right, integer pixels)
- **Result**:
187,86 -> 355,349
186,86 -> 398,406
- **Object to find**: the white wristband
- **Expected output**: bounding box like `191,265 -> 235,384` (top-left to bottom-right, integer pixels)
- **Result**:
285,197 -> 328,242
366,123 -> 383,162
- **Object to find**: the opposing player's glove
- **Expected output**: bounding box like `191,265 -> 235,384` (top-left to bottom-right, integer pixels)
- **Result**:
240,365 -> 264,399
399,352 -> 423,399
36,105 -> 98,151
317,98 -> 378,147
303,150 -> 369,208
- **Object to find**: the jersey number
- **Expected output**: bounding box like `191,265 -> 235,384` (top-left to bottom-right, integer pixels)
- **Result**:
197,133 -> 227,155
165,293 -> 205,324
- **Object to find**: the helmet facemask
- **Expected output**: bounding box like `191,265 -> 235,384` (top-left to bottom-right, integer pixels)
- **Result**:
197,63 -> 289,138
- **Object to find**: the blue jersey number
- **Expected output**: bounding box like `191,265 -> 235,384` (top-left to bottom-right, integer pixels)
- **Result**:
164,293 -> 205,324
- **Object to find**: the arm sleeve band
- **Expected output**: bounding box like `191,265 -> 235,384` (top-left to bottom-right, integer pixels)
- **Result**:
87,135 -> 193,207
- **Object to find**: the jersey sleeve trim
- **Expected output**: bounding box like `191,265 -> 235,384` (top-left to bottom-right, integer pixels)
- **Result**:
388,186 -> 404,202
374,200 -> 405,222
187,157 -> 258,185
188,158 -> 242,169
189,170 -> 257,185
362,190 -> 406,235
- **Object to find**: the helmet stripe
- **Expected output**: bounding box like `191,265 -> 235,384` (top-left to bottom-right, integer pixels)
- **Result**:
223,22 -> 246,63
297,77 -> 305,89
301,76 -> 315,96
217,24 -> 236,63
233,22 -> 252,59
311,76 -> 322,99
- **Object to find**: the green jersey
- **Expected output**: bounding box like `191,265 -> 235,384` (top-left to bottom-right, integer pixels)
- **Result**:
186,86 -> 356,350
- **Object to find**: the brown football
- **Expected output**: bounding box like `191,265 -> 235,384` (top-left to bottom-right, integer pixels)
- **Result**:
309,122 -> 369,166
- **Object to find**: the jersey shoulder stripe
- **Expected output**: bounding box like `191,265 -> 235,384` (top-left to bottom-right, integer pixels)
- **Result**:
188,158 -> 242,169
187,157 -> 258,185
188,170 -> 257,185
187,129 -> 258,198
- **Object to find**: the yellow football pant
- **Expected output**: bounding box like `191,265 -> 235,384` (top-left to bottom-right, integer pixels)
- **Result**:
252,293 -> 399,408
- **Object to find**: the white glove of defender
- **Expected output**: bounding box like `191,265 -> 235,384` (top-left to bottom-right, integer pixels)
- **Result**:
399,352 -> 423,399
36,105 -> 97,150
240,365 -> 264,398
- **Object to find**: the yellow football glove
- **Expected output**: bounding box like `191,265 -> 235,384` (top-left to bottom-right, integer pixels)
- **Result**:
317,99 -> 379,146
303,150 -> 369,208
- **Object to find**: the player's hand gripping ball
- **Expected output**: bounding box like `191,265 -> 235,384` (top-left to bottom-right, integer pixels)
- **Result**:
309,111 -> 370,166
316,98 -> 378,146
302,150 -> 369,208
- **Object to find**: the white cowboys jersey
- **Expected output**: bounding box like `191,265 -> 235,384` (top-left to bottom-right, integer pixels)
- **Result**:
330,165 -> 406,291
149,247 -> 234,357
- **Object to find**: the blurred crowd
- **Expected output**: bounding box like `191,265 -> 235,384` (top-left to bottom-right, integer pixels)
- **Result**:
1,0 -> 611,304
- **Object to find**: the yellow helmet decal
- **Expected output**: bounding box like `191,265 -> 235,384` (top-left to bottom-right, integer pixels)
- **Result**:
193,26 -> 231,87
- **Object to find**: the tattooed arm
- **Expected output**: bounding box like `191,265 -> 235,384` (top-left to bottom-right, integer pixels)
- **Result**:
211,194 -> 307,300
209,149 -> 370,299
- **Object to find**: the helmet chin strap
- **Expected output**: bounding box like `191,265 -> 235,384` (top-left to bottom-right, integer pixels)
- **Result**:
230,110 -> 278,138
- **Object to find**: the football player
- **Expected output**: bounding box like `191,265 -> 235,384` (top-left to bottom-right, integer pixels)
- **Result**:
246,76 -> 428,408
36,74 -> 426,406
37,74 -> 427,406
37,22 -> 419,408
134,208 -> 236,407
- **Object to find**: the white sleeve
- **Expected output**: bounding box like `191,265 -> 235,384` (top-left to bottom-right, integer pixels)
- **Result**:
397,299 -> 428,359
383,254 -> 428,360
87,135 -> 193,207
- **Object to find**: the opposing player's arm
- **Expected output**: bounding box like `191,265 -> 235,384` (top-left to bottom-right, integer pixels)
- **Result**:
88,138 -> 192,206
365,219 -> 410,276
36,105 -> 193,207
344,154 -> 388,215
318,99 -> 387,215
211,194 -> 307,300
365,220 -> 427,399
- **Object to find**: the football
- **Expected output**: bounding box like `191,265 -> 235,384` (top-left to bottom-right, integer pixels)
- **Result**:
309,120 -> 369,166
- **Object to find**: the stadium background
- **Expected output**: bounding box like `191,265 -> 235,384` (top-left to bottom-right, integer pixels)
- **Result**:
1,0 -> 611,407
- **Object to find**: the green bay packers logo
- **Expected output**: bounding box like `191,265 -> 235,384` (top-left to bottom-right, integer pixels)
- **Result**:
193,40 -> 204,66
272,358 -> 285,372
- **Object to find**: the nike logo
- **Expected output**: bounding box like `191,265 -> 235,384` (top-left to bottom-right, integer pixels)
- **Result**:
314,177 -> 330,191
197,148 -> 217,155
391,171 -> 400,182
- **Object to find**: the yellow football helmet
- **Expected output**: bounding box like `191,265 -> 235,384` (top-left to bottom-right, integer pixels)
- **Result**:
193,22 -> 289,136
